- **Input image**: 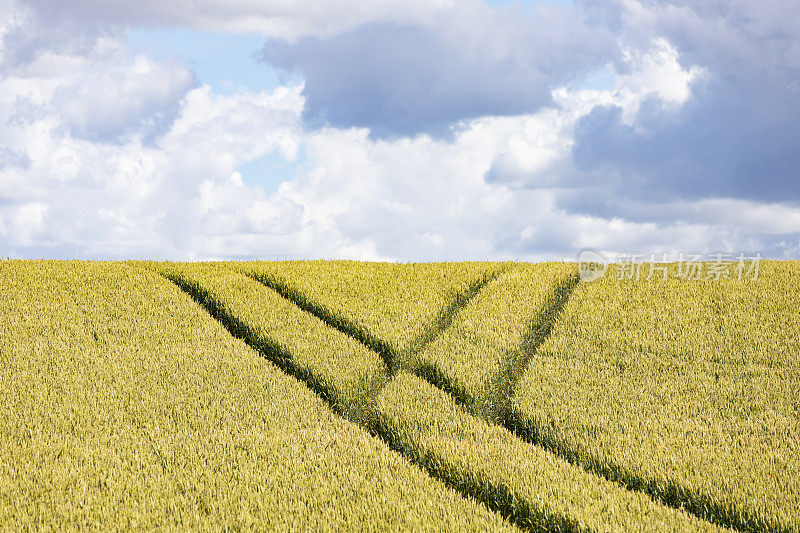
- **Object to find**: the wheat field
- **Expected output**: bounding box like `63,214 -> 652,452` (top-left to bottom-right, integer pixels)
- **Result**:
1,259 -> 797,531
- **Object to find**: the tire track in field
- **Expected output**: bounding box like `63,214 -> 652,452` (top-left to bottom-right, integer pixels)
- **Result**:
243,266 -> 508,422
158,269 -> 533,532
160,272 -> 352,416
505,412 -> 767,533
492,273 -> 580,424
486,274 -> 758,533
416,272 -> 749,533
397,269 -> 507,373
243,267 -> 506,374
242,270 -> 396,370
244,266 -> 732,532
406,272 -> 581,423
367,408 -> 587,533
221,263 -> 605,531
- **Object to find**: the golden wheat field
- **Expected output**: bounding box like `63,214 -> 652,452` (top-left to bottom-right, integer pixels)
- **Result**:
1,259 -> 798,531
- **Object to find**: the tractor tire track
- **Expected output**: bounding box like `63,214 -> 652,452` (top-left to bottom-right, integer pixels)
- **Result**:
157,269 -> 537,532
163,264 -> 729,532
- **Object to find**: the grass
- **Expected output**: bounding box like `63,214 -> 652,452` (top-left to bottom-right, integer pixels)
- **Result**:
512,261 -> 800,532
1,258 -> 796,531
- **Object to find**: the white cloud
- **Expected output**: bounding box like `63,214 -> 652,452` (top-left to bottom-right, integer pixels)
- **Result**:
1,202 -> 47,247
687,200 -> 800,236
1,0 -> 798,261
486,37 -> 704,188
54,53 -> 195,142
262,1 -> 618,138
0,28 -> 310,258
14,0 -> 455,43
612,37 -> 705,124
2,24 -> 797,261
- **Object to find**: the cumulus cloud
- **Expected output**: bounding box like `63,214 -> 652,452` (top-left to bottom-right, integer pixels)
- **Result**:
261,1 -> 618,138
567,0 -> 800,204
0,27 -> 308,258
53,53 -> 195,143
485,38 -> 702,187
0,146 -> 30,169
1,0 -> 799,261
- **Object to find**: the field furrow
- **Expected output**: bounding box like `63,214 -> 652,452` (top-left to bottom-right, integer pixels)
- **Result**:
0,261 -> 513,530
512,262 -> 800,532
5,259 -> 794,531
408,262 -> 578,420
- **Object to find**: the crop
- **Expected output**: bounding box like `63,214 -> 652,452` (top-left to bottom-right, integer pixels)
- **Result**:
2,258 -> 794,531
512,261 -> 800,532
0,260 -> 510,530
157,261 -> 723,531
234,260 -> 506,365
155,261 -> 389,419
410,262 -> 577,419
373,371 -> 722,532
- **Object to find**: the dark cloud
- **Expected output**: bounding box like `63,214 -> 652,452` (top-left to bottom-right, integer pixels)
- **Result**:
569,0 -> 800,205
261,3 -> 617,138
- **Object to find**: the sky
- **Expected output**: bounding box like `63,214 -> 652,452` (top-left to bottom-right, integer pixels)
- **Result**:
0,0 -> 799,261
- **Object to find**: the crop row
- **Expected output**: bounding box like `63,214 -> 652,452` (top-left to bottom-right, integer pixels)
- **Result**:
409,262 -> 578,420
158,262 -> 388,421
234,260 -> 507,365
375,371 -> 719,531
6,258 -> 794,531
246,259 -> 799,532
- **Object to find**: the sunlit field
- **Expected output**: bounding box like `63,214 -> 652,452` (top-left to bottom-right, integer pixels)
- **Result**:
1,260 -> 797,531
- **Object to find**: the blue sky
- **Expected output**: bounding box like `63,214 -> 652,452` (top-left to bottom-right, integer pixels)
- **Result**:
1,0 -> 798,260
127,28 -> 304,191
125,0 -> 605,192
127,29 -> 287,95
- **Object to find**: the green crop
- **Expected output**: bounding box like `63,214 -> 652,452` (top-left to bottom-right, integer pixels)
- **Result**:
1,258 -> 794,531
0,260 -> 511,530
512,261 -> 800,532
152,260 -> 725,531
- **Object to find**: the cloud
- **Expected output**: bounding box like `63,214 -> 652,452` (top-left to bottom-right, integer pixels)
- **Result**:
0,146 -> 31,169
7,0 -> 454,47
485,38 -> 702,187
0,202 -> 47,247
0,0 -> 118,67
2,0 -> 799,261
261,1 -> 618,138
262,110 -> 800,261
0,28 -> 310,259
567,0 -> 800,204
53,53 -> 195,143
0,25 -> 195,144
